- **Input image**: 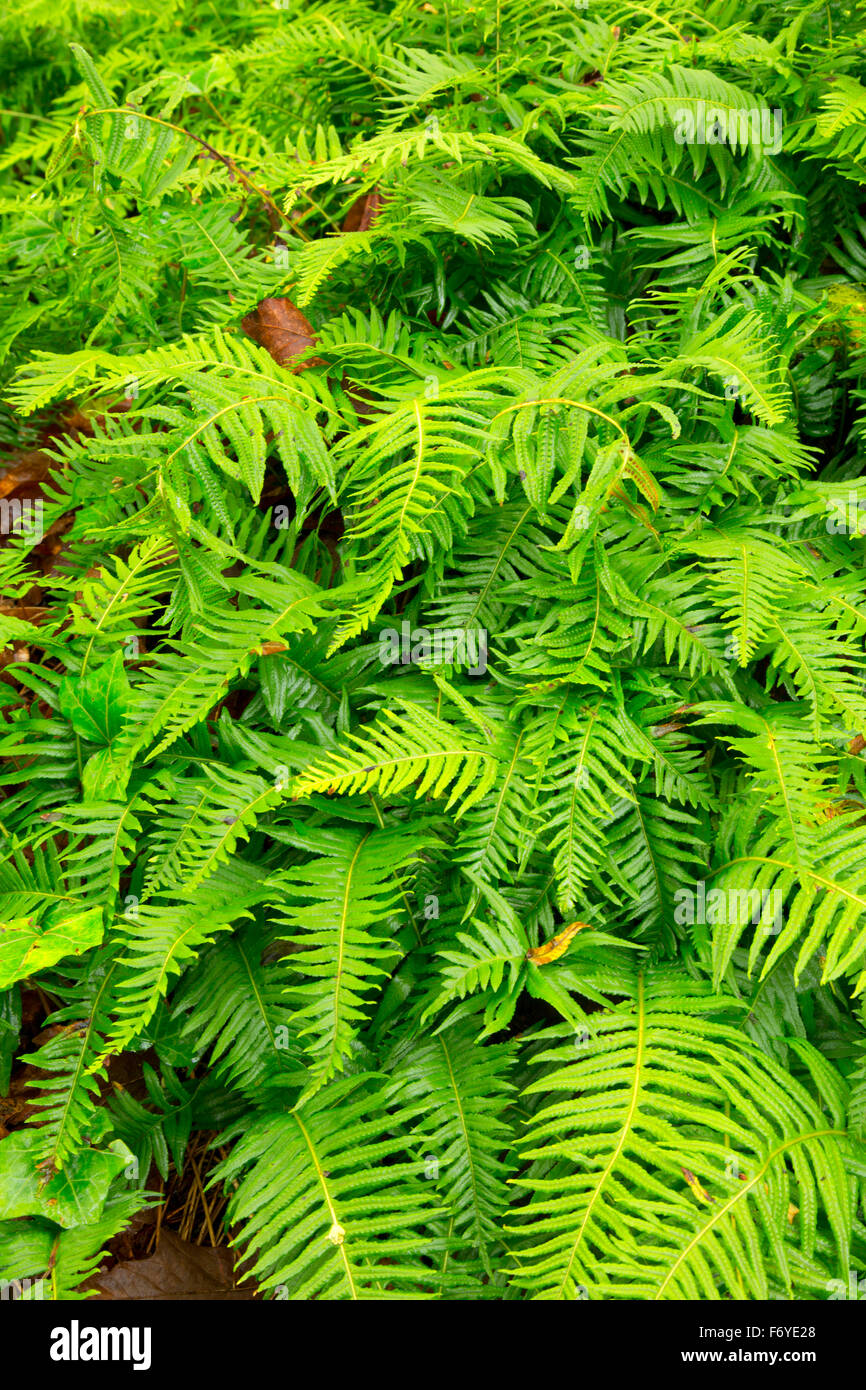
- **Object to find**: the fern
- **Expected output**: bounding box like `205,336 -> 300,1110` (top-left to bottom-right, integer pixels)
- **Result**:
214,1076 -> 450,1300
509,964 -> 854,1300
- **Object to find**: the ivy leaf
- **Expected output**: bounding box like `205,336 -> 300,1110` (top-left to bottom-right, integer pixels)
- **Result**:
0,908 -> 104,990
82,746 -> 132,803
0,1130 -> 129,1228
58,650 -> 133,746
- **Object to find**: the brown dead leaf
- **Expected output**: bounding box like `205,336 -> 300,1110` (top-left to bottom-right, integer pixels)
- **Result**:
254,640 -> 289,656
0,450 -> 53,499
340,377 -> 382,423
818,797 -> 864,820
0,1087 -> 35,1135
526,920 -> 591,966
0,445 -> 80,578
241,296 -> 321,370
682,1167 -> 715,1205
1,1065 -> 46,1129
82,1229 -> 256,1301
0,603 -> 45,624
848,733 -> 865,755
341,188 -> 383,233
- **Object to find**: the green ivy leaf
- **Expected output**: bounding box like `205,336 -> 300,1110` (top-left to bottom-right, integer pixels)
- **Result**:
0,908 -> 104,990
0,1130 -> 128,1228
58,650 -> 133,746
82,746 -> 132,803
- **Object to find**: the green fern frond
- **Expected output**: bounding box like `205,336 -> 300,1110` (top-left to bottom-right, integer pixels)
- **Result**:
509,966 -> 854,1300
270,821 -> 430,1087
293,701 -> 498,813
386,1019 -> 516,1271
215,1076 -> 448,1300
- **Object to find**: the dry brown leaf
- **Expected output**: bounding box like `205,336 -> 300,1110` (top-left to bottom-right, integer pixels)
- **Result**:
682,1167 -> 715,1205
0,603 -> 45,623
82,1229 -> 256,1301
254,640 -> 289,656
0,451 -> 53,499
525,921 -> 591,965
241,296 -> 321,369
341,188 -> 383,233
340,378 -> 382,424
